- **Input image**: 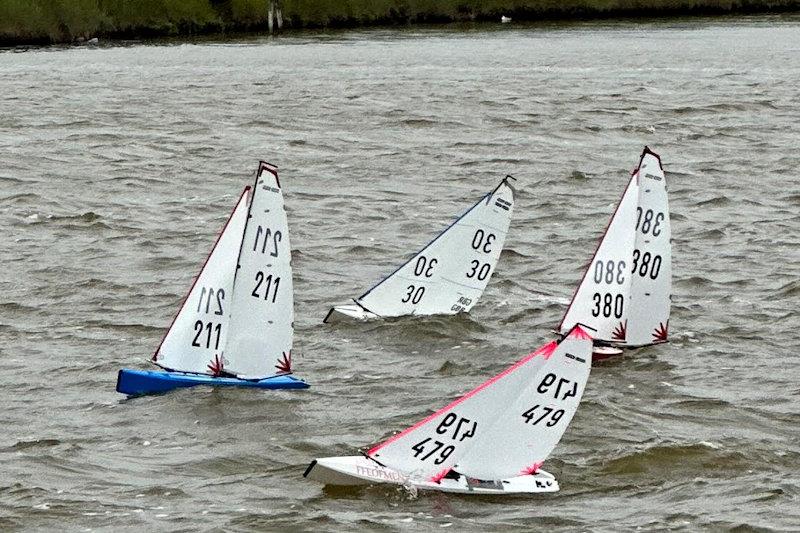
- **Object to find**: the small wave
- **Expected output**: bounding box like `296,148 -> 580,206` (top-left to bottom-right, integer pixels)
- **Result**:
499,248 -> 530,260
398,118 -> 442,127
675,276 -> 713,288
772,280 -> 800,297
565,170 -> 587,180
600,442 -> 749,476
693,196 -> 730,207
436,359 -> 472,376
3,438 -> 61,452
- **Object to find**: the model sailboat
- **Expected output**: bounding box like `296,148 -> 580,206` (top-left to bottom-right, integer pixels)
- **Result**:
116,162 -> 309,395
304,325 -> 592,494
558,147 -> 671,357
323,176 -> 516,323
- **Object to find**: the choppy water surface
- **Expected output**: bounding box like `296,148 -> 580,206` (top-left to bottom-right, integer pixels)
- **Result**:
1,15 -> 799,531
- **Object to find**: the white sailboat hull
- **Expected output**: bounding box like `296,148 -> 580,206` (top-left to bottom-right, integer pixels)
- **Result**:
323,303 -> 381,323
304,456 -> 560,495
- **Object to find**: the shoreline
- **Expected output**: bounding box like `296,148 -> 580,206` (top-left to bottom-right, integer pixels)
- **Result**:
1,1 -> 799,47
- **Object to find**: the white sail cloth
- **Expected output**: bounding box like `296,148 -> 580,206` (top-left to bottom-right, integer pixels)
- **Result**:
368,325 -> 593,482
559,147 -> 671,346
330,177 -> 515,320
153,162 -> 294,378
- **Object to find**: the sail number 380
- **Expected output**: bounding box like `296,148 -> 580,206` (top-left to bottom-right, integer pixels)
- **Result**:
592,292 -> 624,318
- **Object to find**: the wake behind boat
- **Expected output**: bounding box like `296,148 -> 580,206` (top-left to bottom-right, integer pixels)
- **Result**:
324,176 -> 516,323
116,162 -> 309,396
558,147 -> 671,357
305,325 -> 593,494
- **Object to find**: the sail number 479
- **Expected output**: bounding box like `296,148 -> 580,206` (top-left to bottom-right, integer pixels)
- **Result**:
410,413 -> 476,464
521,373 -> 579,427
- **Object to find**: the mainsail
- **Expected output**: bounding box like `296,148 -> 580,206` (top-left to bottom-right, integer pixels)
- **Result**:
558,147 -> 671,346
153,188 -> 250,375
153,162 -> 295,379
225,162 -> 294,378
368,325 -> 592,482
329,177 -> 515,321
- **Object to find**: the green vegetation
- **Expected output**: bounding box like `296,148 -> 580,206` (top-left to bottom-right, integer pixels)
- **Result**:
1,0 -> 798,44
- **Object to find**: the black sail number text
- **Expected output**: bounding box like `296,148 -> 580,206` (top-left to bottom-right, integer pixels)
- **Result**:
192,320 -> 222,349
593,260 -> 626,285
411,438 -> 455,464
435,412 -> 477,442
252,272 -> 281,303
521,405 -> 565,426
536,373 -> 579,400
467,260 -> 491,281
196,287 -> 225,315
414,256 -> 437,278
402,284 -> 425,304
635,207 -> 665,236
471,229 -> 496,253
253,226 -> 282,257
592,292 -> 624,318
631,249 -> 662,280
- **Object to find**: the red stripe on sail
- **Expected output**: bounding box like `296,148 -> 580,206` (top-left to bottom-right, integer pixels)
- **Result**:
568,325 -> 594,341
368,341 -> 558,456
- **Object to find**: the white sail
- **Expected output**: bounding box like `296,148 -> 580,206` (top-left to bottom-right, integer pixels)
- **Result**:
153,188 -> 250,374
453,326 -> 593,480
224,162 -> 294,378
330,177 -> 515,321
368,339 -> 554,482
626,149 -> 671,345
559,147 -> 671,346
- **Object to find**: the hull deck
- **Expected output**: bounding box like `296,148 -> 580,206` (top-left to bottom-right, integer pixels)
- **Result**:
304,456 -> 559,495
116,369 -> 309,396
323,303 -> 380,323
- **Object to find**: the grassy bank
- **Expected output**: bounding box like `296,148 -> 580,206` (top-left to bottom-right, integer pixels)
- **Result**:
1,0 -> 799,44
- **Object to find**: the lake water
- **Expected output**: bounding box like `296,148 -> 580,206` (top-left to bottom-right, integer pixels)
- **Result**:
1,15 -> 799,531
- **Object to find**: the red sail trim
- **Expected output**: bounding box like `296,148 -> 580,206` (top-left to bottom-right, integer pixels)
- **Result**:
207,354 -> 225,376
652,321 -> 669,343
368,341 -> 558,456
151,186 -> 251,362
556,173 -> 636,335
258,161 -> 280,187
568,325 -> 594,341
429,467 -> 452,484
640,146 -> 663,172
612,320 -> 627,342
520,461 -> 544,476
275,351 -> 292,374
